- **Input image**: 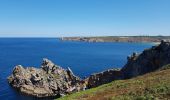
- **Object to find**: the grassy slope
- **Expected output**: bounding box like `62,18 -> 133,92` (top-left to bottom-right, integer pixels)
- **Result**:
58,66 -> 170,100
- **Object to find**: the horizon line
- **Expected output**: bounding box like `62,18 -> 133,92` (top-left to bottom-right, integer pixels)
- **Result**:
0,35 -> 170,38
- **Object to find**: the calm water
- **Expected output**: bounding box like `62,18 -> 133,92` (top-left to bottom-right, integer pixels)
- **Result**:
0,38 -> 153,100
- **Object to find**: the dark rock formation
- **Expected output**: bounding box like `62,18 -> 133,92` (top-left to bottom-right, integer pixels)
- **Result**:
121,40 -> 170,79
86,69 -> 122,88
8,58 -> 84,97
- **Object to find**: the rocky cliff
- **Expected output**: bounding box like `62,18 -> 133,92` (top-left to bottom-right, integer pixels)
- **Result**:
8,59 -> 85,97
121,40 -> 170,79
85,39 -> 170,88
86,69 -> 122,88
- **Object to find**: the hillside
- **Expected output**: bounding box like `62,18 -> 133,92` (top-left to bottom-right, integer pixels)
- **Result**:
58,65 -> 170,100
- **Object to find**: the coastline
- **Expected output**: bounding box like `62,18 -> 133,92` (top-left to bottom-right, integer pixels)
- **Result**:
60,36 -> 170,44
7,39 -> 170,99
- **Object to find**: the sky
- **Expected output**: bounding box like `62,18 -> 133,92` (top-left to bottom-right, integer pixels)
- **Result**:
0,0 -> 170,37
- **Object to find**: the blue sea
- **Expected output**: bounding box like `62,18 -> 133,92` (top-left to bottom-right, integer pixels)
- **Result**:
0,38 -> 153,100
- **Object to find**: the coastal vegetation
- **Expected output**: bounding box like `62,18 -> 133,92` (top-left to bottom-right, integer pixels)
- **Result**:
59,65 -> 170,100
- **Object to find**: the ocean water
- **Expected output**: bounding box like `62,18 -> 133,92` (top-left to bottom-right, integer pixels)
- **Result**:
0,38 -> 153,100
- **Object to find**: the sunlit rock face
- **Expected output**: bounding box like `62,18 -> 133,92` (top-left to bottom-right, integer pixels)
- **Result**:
7,58 -> 84,97
85,69 -> 122,88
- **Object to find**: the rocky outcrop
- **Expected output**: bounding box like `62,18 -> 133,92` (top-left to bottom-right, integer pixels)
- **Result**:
8,39 -> 170,98
121,40 -> 170,79
8,59 -> 122,97
86,69 -> 122,88
85,40 -> 170,88
8,59 -> 85,97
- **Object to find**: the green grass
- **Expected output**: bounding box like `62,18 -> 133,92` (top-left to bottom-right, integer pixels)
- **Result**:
57,68 -> 170,100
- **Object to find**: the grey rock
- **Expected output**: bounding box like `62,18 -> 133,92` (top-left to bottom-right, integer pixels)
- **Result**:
7,59 -> 83,97
86,69 -> 122,88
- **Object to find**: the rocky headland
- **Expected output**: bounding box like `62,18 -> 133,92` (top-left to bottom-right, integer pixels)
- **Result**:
84,39 -> 170,88
61,36 -> 170,43
122,39 -> 170,79
7,39 -> 170,98
8,59 -> 86,97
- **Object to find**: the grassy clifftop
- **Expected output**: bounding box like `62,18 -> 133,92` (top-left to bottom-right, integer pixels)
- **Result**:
58,65 -> 170,100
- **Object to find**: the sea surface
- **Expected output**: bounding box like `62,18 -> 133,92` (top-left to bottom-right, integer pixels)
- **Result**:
0,38 -> 154,100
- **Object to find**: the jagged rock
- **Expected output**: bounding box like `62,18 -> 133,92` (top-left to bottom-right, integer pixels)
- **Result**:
7,59 -> 83,97
41,58 -> 57,74
86,69 -> 122,88
121,39 -> 170,79
66,67 -> 80,83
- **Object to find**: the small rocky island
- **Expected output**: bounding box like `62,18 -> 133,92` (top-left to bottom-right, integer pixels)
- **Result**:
8,39 -> 170,98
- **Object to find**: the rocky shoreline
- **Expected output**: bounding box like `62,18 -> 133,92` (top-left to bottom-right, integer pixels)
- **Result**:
7,39 -> 170,98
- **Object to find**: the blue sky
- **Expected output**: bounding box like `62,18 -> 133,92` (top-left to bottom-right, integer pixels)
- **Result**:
0,0 -> 170,37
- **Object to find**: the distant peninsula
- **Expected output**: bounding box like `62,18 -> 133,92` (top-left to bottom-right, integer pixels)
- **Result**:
60,36 -> 170,43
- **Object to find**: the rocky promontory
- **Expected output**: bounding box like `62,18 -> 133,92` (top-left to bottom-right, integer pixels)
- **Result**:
122,39 -> 170,79
84,39 -> 170,88
7,39 -> 170,98
8,59 -> 85,97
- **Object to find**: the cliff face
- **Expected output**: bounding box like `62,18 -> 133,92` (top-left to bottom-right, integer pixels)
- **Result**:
8,59 -> 85,97
86,69 -> 122,88
121,40 -> 170,79
85,40 -> 170,88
